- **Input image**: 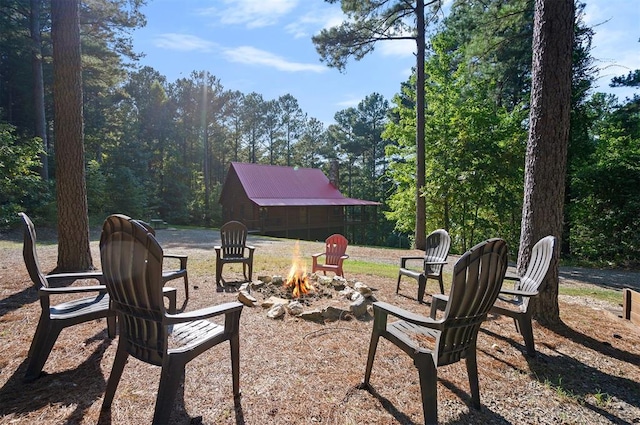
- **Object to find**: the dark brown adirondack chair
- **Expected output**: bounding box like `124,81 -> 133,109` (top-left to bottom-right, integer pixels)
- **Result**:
311,234 -> 349,277
490,235 -> 555,356
19,212 -> 116,382
397,229 -> 451,303
431,236 -> 555,357
215,221 -> 255,286
137,220 -> 190,299
100,214 -> 243,424
363,238 -> 508,425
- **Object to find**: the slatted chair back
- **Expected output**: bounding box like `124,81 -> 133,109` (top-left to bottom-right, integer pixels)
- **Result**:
220,221 -> 249,259
517,235 -> 555,310
19,212 -> 49,290
324,234 -> 348,266
424,229 -> 451,275
100,214 -> 167,365
437,238 -> 508,366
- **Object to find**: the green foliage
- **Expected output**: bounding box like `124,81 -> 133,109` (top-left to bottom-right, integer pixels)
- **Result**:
569,95 -> 640,267
0,123 -> 52,228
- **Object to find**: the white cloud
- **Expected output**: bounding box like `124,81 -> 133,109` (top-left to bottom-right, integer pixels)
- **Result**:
153,33 -> 217,52
283,3 -> 345,39
336,96 -> 361,108
199,0 -> 298,28
377,38 -> 416,58
223,46 -> 327,73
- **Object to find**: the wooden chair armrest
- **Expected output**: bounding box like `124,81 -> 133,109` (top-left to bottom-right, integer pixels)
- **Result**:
341,254 -> 349,260
400,256 -> 425,268
40,285 -> 107,295
165,301 -> 243,324
45,271 -> 104,285
499,288 -> 538,298
373,301 -> 444,329
312,253 -> 325,259
163,254 -> 187,269
424,260 -> 447,266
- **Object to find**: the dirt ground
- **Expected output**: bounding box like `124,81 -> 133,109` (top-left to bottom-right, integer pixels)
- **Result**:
0,227 -> 638,424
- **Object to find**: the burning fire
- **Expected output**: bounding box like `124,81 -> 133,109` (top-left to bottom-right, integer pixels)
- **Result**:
285,241 -> 314,298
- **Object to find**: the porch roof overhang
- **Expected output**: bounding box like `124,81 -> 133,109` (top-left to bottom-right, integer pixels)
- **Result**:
251,198 -> 380,207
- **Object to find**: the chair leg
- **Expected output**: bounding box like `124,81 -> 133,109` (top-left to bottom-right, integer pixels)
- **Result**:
230,332 -> 241,397
396,273 -> 402,294
24,320 -> 61,382
417,274 -> 427,304
465,347 -> 481,409
416,356 -> 439,425
517,313 -> 536,357
183,273 -> 189,300
163,287 -> 177,314
154,359 -> 185,425
102,343 -> 129,410
216,262 -> 223,286
437,275 -> 445,294
106,315 -> 117,338
363,331 -> 380,386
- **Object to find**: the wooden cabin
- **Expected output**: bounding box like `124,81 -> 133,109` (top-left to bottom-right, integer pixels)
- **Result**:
219,162 -> 380,241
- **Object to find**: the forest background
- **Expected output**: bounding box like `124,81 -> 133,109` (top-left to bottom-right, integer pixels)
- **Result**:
0,0 -> 638,268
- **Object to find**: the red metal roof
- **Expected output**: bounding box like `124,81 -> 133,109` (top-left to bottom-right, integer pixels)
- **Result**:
228,162 -> 380,207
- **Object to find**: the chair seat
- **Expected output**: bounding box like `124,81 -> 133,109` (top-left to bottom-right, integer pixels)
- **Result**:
168,320 -> 225,354
387,320 -> 439,354
50,292 -> 111,320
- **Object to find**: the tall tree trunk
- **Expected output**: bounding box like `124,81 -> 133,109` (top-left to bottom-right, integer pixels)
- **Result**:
51,0 -> 93,271
414,0 -> 427,250
518,0 -> 574,325
30,0 -> 48,180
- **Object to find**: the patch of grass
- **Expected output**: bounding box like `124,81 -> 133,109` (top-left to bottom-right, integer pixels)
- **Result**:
342,260 -> 399,278
592,389 -> 612,407
543,376 -> 579,403
558,286 -> 621,305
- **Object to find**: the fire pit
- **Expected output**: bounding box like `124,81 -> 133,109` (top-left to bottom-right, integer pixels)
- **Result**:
236,242 -> 374,321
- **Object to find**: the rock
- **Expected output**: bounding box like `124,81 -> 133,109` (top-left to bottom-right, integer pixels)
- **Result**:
257,275 -> 272,283
238,290 -> 256,307
354,282 -> 372,298
350,294 -> 368,317
267,304 -> 286,319
322,306 -> 349,321
250,280 -> 265,290
272,275 -> 284,285
317,276 -> 333,286
339,287 -> 356,299
299,309 -> 324,322
331,276 -> 346,290
261,296 -> 289,309
287,301 -> 304,316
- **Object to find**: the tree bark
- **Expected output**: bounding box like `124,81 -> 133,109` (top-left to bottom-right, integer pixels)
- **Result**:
414,0 -> 427,250
518,0 -> 574,325
51,0 -> 94,271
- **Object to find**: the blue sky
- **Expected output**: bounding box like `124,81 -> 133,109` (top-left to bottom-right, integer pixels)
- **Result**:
132,0 -> 639,126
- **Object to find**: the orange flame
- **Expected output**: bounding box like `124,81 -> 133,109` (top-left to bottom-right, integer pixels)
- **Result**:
285,241 -> 314,298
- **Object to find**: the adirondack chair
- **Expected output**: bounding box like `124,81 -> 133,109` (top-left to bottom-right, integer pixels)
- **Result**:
19,212 -> 116,382
100,214 -> 243,424
215,221 -> 255,286
431,236 -> 555,357
137,220 -> 190,299
312,234 -> 349,277
363,238 -> 508,425
397,229 -> 451,303
489,235 -> 555,356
